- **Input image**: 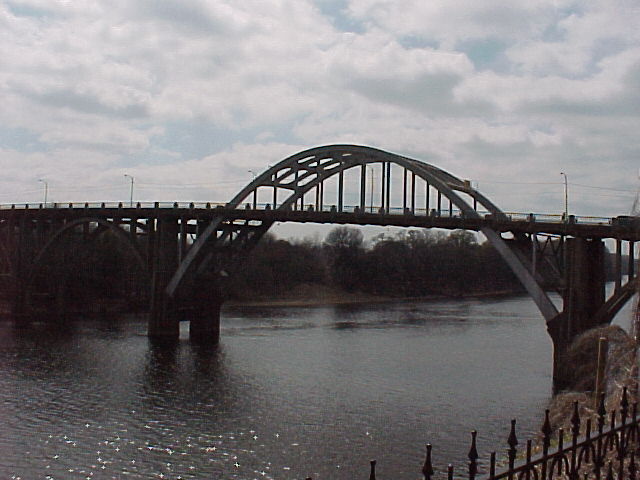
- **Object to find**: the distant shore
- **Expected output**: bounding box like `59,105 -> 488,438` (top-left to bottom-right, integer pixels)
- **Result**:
225,283 -> 523,308
0,286 -> 524,315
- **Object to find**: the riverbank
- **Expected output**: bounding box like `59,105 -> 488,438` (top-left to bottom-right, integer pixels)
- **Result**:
0,284 -> 524,314
225,282 -> 524,308
546,324 -> 637,433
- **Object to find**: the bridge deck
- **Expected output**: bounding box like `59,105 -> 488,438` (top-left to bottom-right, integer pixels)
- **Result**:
1,204 -> 638,240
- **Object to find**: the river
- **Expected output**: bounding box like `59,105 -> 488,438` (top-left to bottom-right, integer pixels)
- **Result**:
0,294 -> 627,480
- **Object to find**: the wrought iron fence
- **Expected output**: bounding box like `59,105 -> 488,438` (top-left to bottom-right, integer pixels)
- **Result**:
307,387 -> 639,480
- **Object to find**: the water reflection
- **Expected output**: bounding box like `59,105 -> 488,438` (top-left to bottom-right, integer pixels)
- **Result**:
0,297 -> 558,479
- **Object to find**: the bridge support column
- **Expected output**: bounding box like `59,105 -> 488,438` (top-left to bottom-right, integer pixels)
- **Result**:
186,271 -> 222,343
12,215 -> 33,319
149,216 -> 180,338
549,237 -> 606,391
189,295 -> 221,343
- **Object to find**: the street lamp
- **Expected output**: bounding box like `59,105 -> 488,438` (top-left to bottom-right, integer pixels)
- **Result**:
248,170 -> 257,181
124,174 -> 134,207
38,179 -> 48,206
560,172 -> 568,222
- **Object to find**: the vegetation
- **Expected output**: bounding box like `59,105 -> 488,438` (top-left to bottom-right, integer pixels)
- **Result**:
229,226 -> 523,300
18,225 -> 524,312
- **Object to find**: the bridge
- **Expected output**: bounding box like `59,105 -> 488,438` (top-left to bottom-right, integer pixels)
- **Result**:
1,145 -> 638,389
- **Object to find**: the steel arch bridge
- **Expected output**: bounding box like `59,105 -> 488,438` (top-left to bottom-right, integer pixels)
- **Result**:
167,144 -> 557,316
1,145 -> 638,389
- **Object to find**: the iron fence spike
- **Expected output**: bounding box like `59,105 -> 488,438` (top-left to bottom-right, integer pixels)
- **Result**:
469,431 -> 479,480
469,430 -> 479,461
606,461 -> 614,480
557,428 -> 564,450
610,410 -> 616,430
621,386 -> 629,415
571,401 -> 581,440
508,419 -> 518,448
423,444 -> 435,480
598,392 -> 606,418
541,409 -> 552,439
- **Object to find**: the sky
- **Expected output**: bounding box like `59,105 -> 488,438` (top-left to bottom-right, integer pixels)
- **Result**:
1,0 -> 639,235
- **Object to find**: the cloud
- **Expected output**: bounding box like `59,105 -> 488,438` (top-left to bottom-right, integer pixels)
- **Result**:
0,0 -> 638,220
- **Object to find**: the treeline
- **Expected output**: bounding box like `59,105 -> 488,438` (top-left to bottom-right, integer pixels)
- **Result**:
24,225 -> 525,310
29,230 -> 148,311
229,226 -> 523,300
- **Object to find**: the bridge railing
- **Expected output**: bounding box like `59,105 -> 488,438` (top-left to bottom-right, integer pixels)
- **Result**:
313,387 -> 638,480
0,201 -> 621,226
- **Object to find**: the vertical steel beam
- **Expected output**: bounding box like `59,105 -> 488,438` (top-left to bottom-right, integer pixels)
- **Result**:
615,239 -> 622,292
381,162 -> 386,213
360,164 -> 366,211
411,172 -> 416,214
385,162 -> 391,213
426,182 -> 430,213
179,217 -> 188,263
129,217 -> 137,244
294,165 -> 299,211
628,241 -> 635,279
437,191 -> 442,215
338,169 -> 344,212
403,168 -> 408,212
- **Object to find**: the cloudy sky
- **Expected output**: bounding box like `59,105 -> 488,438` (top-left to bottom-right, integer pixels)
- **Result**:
1,0 -> 639,227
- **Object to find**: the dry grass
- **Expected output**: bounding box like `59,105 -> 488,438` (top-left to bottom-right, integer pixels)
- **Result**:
547,324 -> 638,434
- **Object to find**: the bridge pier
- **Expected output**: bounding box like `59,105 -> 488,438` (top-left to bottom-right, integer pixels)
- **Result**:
147,216 -> 222,343
149,216 -> 180,338
548,237 -> 606,391
188,293 -> 221,343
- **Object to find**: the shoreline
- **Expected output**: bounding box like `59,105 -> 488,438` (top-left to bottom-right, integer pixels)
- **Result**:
224,288 -> 524,309
0,288 -> 524,315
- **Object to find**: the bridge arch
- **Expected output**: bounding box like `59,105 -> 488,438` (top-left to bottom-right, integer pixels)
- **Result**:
167,145 -> 559,323
26,217 -> 148,291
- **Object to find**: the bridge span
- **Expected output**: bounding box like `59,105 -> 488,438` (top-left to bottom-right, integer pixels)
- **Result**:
1,145 -> 638,389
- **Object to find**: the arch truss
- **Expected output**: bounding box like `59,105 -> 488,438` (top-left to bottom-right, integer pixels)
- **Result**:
167,145 -> 559,323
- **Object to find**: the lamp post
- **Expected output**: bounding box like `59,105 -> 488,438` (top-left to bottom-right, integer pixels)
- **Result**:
38,179 -> 48,206
560,172 -> 568,222
248,170 -> 257,181
124,174 -> 134,207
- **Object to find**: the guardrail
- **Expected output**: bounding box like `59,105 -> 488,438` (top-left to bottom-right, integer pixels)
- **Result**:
0,201 -> 628,227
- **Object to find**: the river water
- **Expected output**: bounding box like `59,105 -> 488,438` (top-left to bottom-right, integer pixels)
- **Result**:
0,294 -> 620,480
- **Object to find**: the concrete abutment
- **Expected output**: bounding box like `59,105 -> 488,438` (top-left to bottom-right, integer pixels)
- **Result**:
549,237 -> 607,392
